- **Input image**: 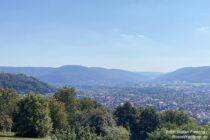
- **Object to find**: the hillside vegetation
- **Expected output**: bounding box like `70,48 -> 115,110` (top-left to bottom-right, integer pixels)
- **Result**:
4,65 -> 210,85
157,66 -> 210,83
0,73 -> 55,94
0,66 -> 163,86
0,87 -> 210,140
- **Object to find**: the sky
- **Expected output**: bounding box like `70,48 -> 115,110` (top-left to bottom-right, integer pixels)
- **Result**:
1,0 -> 210,72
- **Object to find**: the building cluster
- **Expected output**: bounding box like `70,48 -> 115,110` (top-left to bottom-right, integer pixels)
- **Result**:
77,83 -> 210,124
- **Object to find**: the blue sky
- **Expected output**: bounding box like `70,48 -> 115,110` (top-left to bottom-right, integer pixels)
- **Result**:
1,0 -> 210,72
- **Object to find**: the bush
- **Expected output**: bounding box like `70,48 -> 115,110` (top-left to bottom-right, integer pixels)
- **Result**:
15,93 -> 52,137
49,98 -> 68,131
52,127 -> 102,140
0,88 -> 19,131
54,87 -> 77,125
148,128 -> 172,140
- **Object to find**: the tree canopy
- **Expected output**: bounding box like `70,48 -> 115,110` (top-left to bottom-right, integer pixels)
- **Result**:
0,87 -> 209,140
15,93 -> 52,137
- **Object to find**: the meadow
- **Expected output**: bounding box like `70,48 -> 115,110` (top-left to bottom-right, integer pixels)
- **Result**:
0,132 -> 51,140
0,137 -> 50,140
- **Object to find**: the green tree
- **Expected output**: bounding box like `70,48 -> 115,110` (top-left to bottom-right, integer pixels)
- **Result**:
148,128 -> 172,140
139,108 -> 160,140
78,97 -> 102,112
160,110 -> 190,128
0,88 -> 19,131
74,98 -> 104,126
52,126 -> 103,140
113,102 -> 138,139
54,88 -> 116,137
54,87 -> 77,125
74,98 -> 117,137
114,102 -> 137,129
108,127 -> 130,140
89,108 -> 115,136
49,98 -> 68,131
15,93 -> 52,137
0,114 -> 13,132
204,125 -> 210,140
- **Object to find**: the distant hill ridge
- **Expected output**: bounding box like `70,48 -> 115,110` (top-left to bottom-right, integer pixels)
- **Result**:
3,65 -> 210,85
0,73 -> 55,94
0,65 -> 163,86
156,66 -> 210,83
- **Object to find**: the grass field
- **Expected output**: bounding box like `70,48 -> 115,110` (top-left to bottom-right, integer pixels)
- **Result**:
0,137 -> 51,140
0,132 -> 51,140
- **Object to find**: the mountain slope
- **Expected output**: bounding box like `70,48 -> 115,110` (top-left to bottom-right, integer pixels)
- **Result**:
157,66 -> 210,83
37,65 -> 154,86
0,65 -> 163,86
0,73 -> 56,94
2,65 -> 210,84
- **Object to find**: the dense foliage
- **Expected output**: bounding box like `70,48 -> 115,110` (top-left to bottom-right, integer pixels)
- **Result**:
0,73 -> 55,94
49,98 -> 68,131
15,93 -> 52,137
114,102 -> 210,140
0,87 -> 210,140
0,89 -> 18,131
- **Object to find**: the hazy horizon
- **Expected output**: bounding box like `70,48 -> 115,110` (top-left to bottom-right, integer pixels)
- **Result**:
1,64 -> 210,73
1,0 -> 210,72
0,64 -> 167,73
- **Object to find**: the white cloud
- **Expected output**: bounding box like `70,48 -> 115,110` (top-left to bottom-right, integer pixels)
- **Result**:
121,33 -> 129,38
137,34 -> 144,38
121,33 -> 144,38
196,26 -> 210,32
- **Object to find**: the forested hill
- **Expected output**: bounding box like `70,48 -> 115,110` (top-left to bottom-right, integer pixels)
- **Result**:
0,65 -> 163,86
156,66 -> 210,83
0,73 -> 56,94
